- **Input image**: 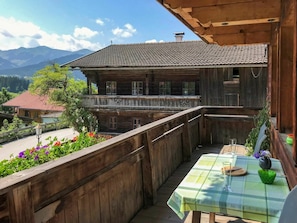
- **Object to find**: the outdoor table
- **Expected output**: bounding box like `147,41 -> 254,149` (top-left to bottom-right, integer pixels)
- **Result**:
167,153 -> 290,223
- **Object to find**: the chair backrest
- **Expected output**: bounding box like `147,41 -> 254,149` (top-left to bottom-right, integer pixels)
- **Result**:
253,123 -> 267,154
279,185 -> 297,222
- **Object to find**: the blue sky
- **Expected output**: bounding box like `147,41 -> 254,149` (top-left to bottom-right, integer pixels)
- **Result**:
0,0 -> 200,51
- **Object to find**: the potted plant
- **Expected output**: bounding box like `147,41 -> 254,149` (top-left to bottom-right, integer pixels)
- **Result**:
245,104 -> 271,155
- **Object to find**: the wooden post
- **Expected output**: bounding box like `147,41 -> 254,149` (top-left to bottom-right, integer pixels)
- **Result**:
199,108 -> 207,144
142,131 -> 157,206
278,0 -> 296,162
182,114 -> 192,161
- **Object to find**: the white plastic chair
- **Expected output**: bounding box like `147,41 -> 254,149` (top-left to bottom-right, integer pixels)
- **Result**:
279,185 -> 297,222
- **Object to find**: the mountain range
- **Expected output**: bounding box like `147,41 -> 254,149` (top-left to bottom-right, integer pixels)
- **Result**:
0,46 -> 93,79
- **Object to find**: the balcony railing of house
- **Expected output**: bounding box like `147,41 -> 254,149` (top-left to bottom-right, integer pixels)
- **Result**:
81,95 -> 201,111
0,106 -> 292,223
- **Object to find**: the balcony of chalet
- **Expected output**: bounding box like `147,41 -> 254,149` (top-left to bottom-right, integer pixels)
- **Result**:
81,95 -> 201,111
0,105 -> 293,223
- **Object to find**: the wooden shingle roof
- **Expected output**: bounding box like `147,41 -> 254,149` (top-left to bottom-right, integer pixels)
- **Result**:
65,41 -> 267,69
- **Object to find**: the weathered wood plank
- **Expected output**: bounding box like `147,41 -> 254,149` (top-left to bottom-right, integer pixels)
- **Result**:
8,183 -> 34,223
142,131 -> 157,205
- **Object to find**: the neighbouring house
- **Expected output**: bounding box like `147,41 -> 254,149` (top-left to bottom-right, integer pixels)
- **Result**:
65,38 -> 267,133
2,91 -> 64,124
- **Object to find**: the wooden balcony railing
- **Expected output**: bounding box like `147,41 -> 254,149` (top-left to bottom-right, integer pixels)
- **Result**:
81,95 -> 201,111
0,106 -> 270,223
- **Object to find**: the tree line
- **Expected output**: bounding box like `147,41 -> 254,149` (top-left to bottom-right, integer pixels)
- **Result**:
0,76 -> 30,93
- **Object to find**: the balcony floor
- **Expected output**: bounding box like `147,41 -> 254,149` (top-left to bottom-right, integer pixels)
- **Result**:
130,144 -> 260,223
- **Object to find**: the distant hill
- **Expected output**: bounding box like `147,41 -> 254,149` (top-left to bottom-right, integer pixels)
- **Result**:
0,46 -> 93,79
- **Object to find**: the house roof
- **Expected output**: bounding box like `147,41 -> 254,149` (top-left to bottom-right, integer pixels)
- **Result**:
2,91 -> 65,111
65,41 -> 267,69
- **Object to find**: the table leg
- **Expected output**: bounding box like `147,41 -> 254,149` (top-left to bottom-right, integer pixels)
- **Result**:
192,211 -> 201,223
209,212 -> 215,223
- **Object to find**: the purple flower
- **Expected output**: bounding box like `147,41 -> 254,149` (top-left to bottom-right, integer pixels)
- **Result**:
253,152 -> 261,159
253,150 -> 272,159
18,151 -> 26,158
34,155 -> 39,160
45,150 -> 49,155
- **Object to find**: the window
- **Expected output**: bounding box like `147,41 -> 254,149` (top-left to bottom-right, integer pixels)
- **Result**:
159,81 -> 171,95
109,117 -> 117,130
106,81 -> 117,95
24,110 -> 30,117
133,118 -> 141,129
132,81 -> 143,95
182,82 -> 195,95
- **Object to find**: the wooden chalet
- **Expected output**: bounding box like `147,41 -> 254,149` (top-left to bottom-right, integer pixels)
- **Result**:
2,91 -> 64,123
66,40 -> 267,133
0,1 -> 295,223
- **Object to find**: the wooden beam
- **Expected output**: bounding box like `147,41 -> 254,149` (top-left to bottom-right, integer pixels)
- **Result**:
280,0 -> 296,26
212,31 -> 270,45
190,0 -> 280,26
198,23 -> 272,35
163,0 -> 267,10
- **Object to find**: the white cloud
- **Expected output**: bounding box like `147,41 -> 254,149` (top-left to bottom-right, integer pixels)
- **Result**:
112,23 -> 136,38
96,18 -> 104,26
0,16 -> 102,51
73,26 -> 98,39
145,39 -> 165,43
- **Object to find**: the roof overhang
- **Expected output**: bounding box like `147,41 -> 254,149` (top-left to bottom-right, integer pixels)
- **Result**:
157,0 -> 281,45
72,64 -> 267,72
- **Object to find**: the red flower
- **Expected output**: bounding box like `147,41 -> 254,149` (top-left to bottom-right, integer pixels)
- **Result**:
30,148 -> 36,154
54,141 -> 61,146
87,132 -> 95,138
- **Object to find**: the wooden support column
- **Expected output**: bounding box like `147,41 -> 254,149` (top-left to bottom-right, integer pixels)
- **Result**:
277,0 -> 296,134
277,0 -> 297,163
269,24 -> 279,117
142,131 -> 157,206
87,78 -> 92,94
8,183 -> 35,223
278,27 -> 294,132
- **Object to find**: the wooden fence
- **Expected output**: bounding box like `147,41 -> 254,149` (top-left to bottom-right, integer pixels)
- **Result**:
0,106 -> 259,223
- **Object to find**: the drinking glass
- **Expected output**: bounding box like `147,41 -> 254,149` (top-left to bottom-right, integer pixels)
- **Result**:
222,161 -> 232,192
229,138 -> 237,156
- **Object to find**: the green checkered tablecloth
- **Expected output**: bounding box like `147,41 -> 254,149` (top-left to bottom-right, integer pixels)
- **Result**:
167,153 -> 290,223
